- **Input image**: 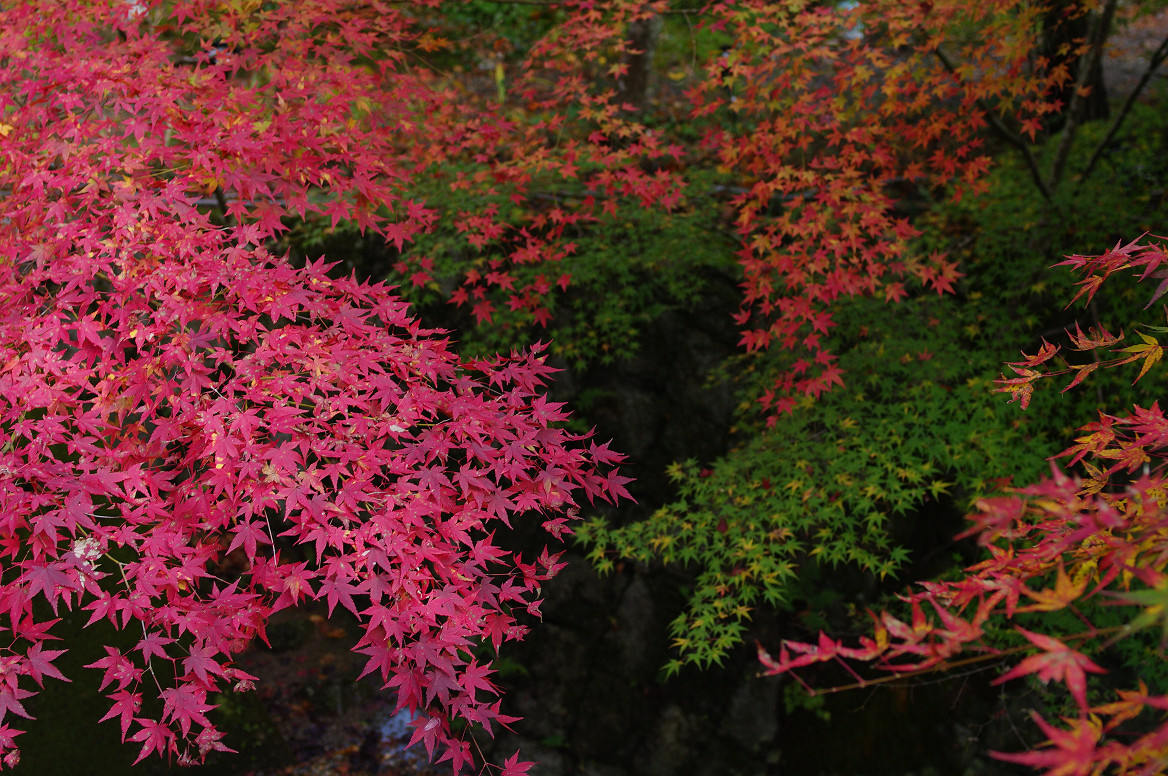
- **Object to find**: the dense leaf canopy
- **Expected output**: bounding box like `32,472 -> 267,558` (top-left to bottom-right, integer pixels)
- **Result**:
2,0 -> 1167,773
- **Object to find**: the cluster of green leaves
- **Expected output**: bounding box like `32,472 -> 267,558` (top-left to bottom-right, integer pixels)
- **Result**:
575,288 -> 1057,672
535,200 -> 738,370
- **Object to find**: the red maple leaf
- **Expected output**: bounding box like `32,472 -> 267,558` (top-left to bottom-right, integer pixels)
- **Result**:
993,628 -> 1106,712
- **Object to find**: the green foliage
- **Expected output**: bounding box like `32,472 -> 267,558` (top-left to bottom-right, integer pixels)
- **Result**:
926,100 -> 1168,335
783,682 -> 830,722
538,733 -> 570,750
576,289 -> 1057,672
540,197 -> 738,369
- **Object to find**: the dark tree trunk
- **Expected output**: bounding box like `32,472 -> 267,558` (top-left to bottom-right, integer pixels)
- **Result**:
1041,0 -> 1111,127
621,15 -> 661,113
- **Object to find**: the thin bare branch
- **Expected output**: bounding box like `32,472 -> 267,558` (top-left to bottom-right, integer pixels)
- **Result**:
1075,29 -> 1168,194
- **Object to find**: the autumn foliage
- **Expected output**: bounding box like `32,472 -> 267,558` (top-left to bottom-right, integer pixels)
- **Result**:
0,0 -> 631,771
762,236 -> 1168,773
397,0 -> 1061,414
1,0 -> 1164,773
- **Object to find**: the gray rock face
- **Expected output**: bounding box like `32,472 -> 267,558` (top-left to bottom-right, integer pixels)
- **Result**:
487,556 -> 784,776
719,678 -> 780,755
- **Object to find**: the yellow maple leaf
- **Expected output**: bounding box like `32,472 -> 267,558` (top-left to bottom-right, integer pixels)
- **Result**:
1017,563 -> 1087,612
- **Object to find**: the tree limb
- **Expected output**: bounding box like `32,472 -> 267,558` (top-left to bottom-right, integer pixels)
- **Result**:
1046,0 -> 1119,191
1075,29 -> 1168,195
934,45 -> 1054,201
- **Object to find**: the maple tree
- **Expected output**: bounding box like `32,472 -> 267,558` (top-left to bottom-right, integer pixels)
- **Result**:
0,0 -> 632,771
384,0 -> 1027,396
761,236 -> 1168,774
295,0 -> 1130,690
534,3 -> 1166,772
2,0 -> 1164,773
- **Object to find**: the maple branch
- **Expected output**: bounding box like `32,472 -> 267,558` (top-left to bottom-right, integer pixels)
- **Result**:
933,46 -> 1054,202
791,625 -> 1128,696
1074,29 -> 1168,196
212,187 -> 235,227
1046,0 -> 1119,192
794,649 -> 1005,695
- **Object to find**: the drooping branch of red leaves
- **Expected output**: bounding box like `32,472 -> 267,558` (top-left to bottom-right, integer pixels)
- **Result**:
762,237 -> 1168,775
0,1 -> 631,772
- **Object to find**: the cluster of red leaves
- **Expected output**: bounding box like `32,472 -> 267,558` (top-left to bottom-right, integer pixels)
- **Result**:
394,0 -> 1077,418
762,237 -> 1168,775
0,1 -> 630,772
697,0 -> 1074,416
996,236 -> 1168,414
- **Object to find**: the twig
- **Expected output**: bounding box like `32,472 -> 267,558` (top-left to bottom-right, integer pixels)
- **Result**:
783,624 -> 1127,696
212,186 -> 236,227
